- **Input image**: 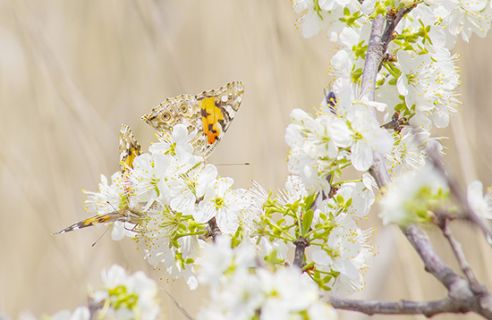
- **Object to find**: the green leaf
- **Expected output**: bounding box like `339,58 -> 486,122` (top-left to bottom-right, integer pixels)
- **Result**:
302,209 -> 314,235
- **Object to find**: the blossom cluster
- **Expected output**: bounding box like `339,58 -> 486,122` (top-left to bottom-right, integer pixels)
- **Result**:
85,124 -> 258,288
290,0 -> 492,226
20,265 -> 159,320
82,118 -> 376,295
257,175 -> 374,293
196,237 -> 337,320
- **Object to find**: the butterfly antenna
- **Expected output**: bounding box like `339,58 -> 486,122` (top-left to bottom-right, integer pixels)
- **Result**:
162,287 -> 194,320
91,227 -> 110,247
106,201 -> 118,210
215,162 -> 251,166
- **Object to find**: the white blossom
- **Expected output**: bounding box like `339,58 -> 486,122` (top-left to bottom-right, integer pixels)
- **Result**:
467,180 -> 492,220
90,265 -> 159,320
197,238 -> 337,320
197,177 -> 249,234
379,164 -> 448,225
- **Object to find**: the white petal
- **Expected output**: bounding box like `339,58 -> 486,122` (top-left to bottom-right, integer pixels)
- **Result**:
216,209 -> 239,234
194,202 -> 216,223
397,74 -> 409,96
301,11 -> 322,38
351,141 -> 373,171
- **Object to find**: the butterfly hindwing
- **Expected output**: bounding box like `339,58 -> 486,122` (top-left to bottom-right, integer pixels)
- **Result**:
119,124 -> 141,173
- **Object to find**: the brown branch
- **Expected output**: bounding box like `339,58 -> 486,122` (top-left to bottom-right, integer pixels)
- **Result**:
359,6 -> 416,100
402,225 -> 473,299
360,6 -> 473,304
330,296 -> 470,317
88,299 -> 102,320
293,192 -> 322,268
404,224 -> 492,318
426,143 -> 492,242
439,218 -> 485,295
207,218 -> 221,241
293,237 -> 308,268
380,5 -> 416,59
356,4 -> 492,319
359,14 -> 385,100
359,3 -> 469,297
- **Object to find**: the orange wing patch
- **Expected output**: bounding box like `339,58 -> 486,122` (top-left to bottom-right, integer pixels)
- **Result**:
200,97 -> 225,145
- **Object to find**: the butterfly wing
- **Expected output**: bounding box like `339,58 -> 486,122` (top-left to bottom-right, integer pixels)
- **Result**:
54,211 -> 124,234
141,94 -> 200,142
119,124 -> 141,173
141,81 -> 244,157
197,81 -> 243,157
56,124 -> 141,235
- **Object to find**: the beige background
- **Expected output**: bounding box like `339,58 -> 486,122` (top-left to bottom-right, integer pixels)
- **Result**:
0,1 -> 491,319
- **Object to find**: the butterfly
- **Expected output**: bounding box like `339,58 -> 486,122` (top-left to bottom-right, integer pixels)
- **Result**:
141,81 -> 244,158
55,124 -> 142,234
56,82 -> 244,234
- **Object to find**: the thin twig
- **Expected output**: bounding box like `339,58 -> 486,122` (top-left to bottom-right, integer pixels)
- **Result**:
402,225 -> 473,299
439,218 -> 486,296
380,5 -> 416,62
330,296 -> 470,317
426,144 -> 492,242
163,288 -> 195,320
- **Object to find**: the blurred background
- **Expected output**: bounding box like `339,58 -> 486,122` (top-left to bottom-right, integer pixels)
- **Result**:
0,1 -> 491,319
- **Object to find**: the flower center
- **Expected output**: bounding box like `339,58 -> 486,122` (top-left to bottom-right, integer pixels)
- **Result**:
214,197 -> 225,209
107,285 -> 139,310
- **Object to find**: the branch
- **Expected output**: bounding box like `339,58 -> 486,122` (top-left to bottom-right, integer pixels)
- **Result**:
359,14 -> 385,100
360,6 -> 416,100
380,6 -> 416,57
359,3 -> 472,299
402,225 -> 473,299
402,225 -> 492,318
207,217 -> 221,241
426,144 -> 492,242
330,297 -> 470,317
357,4 -> 492,319
293,237 -> 308,268
439,218 -> 484,295
163,288 -> 195,320
293,192 -> 322,268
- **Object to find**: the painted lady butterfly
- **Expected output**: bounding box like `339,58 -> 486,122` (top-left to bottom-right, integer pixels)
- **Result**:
56,82 -> 243,234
